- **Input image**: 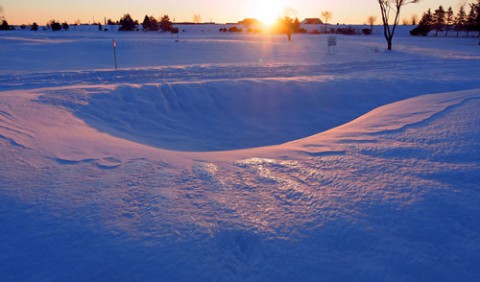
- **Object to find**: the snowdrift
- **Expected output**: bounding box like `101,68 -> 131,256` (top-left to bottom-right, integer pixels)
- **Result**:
71,77 -> 472,152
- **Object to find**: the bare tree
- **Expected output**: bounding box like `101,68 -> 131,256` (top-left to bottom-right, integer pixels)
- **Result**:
411,14 -> 418,25
321,11 -> 332,24
0,6 -> 5,22
377,0 -> 420,50
367,16 -> 377,31
193,14 -> 202,24
321,11 -> 332,32
284,7 -> 298,18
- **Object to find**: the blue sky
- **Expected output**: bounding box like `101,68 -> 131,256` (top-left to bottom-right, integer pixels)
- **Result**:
1,0 -> 472,25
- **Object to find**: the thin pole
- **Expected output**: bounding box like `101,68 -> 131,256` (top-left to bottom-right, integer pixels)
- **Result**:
113,38 -> 117,70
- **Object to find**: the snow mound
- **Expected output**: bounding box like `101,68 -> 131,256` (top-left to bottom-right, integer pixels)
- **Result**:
73,79 -> 427,151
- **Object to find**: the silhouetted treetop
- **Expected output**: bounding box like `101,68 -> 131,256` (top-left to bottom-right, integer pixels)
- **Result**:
159,15 -> 173,32
0,20 -> 10,30
142,15 -> 159,31
119,14 -> 137,31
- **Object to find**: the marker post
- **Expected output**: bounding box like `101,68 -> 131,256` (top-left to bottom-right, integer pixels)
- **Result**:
113,39 -> 117,70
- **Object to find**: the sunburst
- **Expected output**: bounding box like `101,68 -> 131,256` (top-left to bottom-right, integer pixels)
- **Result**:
251,0 -> 288,26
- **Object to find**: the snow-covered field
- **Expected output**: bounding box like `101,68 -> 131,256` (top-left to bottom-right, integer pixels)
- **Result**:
1,28 -> 480,281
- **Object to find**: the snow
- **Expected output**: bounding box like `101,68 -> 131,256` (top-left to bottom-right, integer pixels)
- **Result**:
1,28 -> 480,281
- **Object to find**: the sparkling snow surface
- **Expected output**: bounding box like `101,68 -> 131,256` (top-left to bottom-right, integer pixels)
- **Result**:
1,28 -> 480,281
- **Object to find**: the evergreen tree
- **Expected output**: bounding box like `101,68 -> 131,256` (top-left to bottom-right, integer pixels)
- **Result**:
49,20 -> 62,31
466,3 -> 476,37
142,16 -> 158,31
433,6 -> 445,36
147,16 -> 159,31
0,20 -> 9,30
142,15 -> 151,31
445,7 -> 454,36
159,15 -> 173,32
475,1 -> 480,38
410,9 -> 432,36
455,5 -> 467,37
31,22 -> 39,31
62,22 -> 69,30
422,8 -> 434,26
119,14 -> 136,31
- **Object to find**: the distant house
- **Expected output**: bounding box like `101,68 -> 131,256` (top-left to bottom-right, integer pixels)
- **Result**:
238,18 -> 260,27
301,18 -> 324,25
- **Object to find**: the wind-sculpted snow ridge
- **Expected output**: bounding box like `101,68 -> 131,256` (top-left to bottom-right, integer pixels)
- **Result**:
34,76 -> 480,152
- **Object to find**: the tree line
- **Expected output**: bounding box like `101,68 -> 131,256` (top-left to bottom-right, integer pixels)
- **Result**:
117,14 -> 176,32
411,1 -> 480,37
0,13 -> 176,32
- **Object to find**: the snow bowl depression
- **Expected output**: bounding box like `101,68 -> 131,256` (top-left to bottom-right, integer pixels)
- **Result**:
54,77 -> 454,152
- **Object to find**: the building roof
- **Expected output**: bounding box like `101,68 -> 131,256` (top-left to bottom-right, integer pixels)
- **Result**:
302,18 -> 324,25
238,18 -> 260,26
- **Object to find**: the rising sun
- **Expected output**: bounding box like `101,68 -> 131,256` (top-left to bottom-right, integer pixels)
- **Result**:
251,0 -> 288,26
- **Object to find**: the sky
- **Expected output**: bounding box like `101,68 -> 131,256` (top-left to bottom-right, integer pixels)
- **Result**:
0,0 -> 474,25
